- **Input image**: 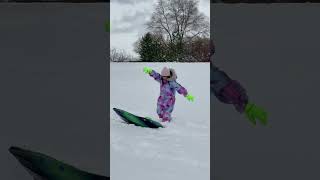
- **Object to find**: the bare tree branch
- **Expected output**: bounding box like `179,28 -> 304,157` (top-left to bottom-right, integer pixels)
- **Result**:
147,0 -> 209,45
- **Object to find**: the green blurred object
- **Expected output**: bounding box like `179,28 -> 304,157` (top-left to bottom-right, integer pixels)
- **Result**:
186,94 -> 194,102
9,146 -> 108,180
245,103 -> 268,126
105,20 -> 110,32
143,67 -> 152,74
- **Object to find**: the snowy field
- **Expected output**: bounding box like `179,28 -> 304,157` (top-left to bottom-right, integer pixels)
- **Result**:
110,63 -> 210,180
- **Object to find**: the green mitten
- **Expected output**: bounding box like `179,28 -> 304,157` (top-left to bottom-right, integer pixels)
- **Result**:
143,67 -> 152,74
245,103 -> 268,126
186,94 -> 194,102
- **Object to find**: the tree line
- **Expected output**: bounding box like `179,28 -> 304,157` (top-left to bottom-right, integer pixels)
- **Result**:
111,0 -> 210,62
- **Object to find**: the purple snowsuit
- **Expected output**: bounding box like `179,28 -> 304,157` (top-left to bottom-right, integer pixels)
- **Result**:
149,70 -> 188,122
210,40 -> 248,113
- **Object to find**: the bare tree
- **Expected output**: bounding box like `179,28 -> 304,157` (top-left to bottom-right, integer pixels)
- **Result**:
110,48 -> 136,62
184,36 -> 210,62
146,0 -> 209,46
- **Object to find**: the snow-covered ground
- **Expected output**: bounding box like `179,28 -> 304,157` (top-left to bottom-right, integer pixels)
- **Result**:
110,63 -> 210,180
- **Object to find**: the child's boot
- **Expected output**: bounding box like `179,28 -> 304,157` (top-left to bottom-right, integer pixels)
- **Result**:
161,117 -> 170,122
162,112 -> 172,122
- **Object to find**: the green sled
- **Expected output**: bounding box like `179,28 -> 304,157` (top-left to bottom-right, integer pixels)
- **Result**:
113,108 -> 164,128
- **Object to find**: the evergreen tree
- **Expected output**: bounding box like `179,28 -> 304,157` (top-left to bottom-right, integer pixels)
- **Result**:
136,33 -> 164,62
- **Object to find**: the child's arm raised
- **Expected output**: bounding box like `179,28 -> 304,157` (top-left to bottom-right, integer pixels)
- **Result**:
143,67 -> 161,83
211,64 -> 268,126
210,40 -> 267,126
171,82 -> 194,102
211,64 -> 248,113
171,82 -> 188,96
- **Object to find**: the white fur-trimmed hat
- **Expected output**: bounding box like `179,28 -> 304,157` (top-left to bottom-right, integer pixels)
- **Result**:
161,67 -> 170,77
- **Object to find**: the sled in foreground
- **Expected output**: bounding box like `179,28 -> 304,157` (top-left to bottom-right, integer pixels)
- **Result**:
113,108 -> 164,128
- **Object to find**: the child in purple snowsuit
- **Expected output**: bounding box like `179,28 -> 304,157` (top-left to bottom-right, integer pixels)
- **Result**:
144,67 -> 194,122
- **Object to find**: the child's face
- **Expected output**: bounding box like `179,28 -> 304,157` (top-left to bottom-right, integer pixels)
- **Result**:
162,76 -> 170,80
162,70 -> 172,80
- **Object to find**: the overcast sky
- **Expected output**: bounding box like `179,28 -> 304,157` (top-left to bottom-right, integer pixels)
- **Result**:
110,0 -> 210,58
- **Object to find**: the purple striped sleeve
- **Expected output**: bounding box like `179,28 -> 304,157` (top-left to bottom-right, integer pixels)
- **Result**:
219,80 -> 249,113
150,70 -> 161,83
172,82 -> 188,96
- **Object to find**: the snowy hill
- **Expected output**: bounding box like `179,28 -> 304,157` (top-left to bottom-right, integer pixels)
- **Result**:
110,63 -> 210,180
